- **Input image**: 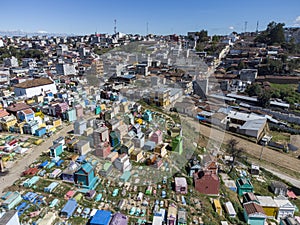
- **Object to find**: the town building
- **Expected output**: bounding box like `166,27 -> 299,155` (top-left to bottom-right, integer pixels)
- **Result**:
14,78 -> 57,98
175,177 -> 188,194
0,210 -> 20,225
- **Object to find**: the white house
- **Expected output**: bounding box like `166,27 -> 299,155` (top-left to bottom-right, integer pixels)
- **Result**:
274,195 -> 296,220
14,78 -> 57,98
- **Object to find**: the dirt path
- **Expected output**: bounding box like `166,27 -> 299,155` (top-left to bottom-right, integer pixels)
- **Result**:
0,124 -> 73,194
182,117 -> 300,175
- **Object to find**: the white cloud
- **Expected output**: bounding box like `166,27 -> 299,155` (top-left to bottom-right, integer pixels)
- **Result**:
229,26 -> 234,30
37,30 -> 48,34
294,16 -> 300,26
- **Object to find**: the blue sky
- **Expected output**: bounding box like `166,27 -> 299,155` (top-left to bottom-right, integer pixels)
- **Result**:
1,0 -> 300,35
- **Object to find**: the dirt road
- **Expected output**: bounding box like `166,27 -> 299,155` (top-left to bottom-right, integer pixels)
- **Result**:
0,124 -> 73,194
182,117 -> 300,176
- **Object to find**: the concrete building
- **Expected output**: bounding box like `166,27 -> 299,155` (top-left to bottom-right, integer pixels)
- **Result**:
114,153 -> 132,172
14,78 -> 57,98
193,78 -> 208,99
74,140 -> 91,156
56,63 -> 77,75
167,204 -> 177,225
4,56 -> 19,67
0,210 -> 20,225
175,177 -> 188,194
239,69 -> 258,82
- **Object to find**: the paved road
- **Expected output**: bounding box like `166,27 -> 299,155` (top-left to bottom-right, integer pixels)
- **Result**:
182,117 -> 300,185
0,124 -> 73,194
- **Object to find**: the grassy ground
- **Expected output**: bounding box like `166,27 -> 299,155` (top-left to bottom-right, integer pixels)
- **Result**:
269,131 -> 290,143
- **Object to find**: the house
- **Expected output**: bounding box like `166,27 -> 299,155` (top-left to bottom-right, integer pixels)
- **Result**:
274,195 -> 296,220
74,119 -> 87,135
132,132 -> 145,148
143,110 -> 152,122
6,103 -> 30,115
153,209 -> 166,225
243,192 -> 259,204
52,118 -> 62,128
90,210 -> 112,225
62,161 -> 80,183
172,135 -> 183,154
177,208 -> 187,225
14,78 -> 57,98
256,196 -> 278,218
2,192 -> 22,210
224,201 -> 237,218
64,108 -> 77,122
0,210 -> 20,225
270,181 -> 288,196
120,141 -> 134,155
167,204 -> 177,225
213,199 -> 222,216
175,177 -> 188,194
250,164 -> 260,175
193,171 -> 220,195
50,143 -> 63,158
110,212 -> 128,225
130,150 -> 144,162
75,104 -> 84,118
60,199 -> 78,219
99,162 -> 113,177
106,151 -> 119,162
0,115 -> 17,131
95,141 -> 111,158
93,126 -> 110,145
143,140 -> 156,151
236,178 -> 254,196
74,162 -> 99,189
154,143 -> 168,158
239,69 -> 258,82
110,131 -> 120,148
280,215 -> 300,225
22,120 -> 39,135
114,153 -> 132,172
243,202 -> 267,225
114,124 -> 128,139
150,130 -> 163,144
17,108 -> 35,122
225,111 -> 267,140
74,140 -> 91,156
35,127 -> 46,137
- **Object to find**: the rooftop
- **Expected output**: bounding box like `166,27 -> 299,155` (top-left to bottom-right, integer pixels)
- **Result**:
14,78 -> 54,89
243,202 -> 266,217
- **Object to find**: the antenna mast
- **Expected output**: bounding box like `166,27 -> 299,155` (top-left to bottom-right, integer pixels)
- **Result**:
146,22 -> 149,35
114,19 -> 117,34
244,21 -> 248,33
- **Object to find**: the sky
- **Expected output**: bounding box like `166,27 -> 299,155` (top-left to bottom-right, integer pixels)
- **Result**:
1,0 -> 300,36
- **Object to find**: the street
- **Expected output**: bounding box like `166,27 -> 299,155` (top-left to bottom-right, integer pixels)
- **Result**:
0,124 -> 73,194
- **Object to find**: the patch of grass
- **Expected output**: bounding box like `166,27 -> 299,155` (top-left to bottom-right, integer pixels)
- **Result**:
269,131 -> 290,143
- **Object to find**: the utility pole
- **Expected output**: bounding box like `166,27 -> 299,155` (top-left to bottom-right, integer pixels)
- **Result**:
244,21 -> 248,33
146,22 -> 149,36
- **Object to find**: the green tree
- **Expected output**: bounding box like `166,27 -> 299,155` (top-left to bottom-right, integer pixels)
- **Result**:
258,91 -> 271,108
226,139 -> 243,174
255,21 -> 285,45
245,83 -> 263,96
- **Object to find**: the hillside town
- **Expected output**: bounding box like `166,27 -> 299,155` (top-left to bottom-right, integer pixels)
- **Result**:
0,20 -> 299,225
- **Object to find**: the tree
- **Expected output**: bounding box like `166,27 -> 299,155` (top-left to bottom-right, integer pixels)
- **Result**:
255,21 -> 285,45
226,139 -> 243,174
196,29 -> 209,43
258,90 -> 271,108
245,83 -> 263,96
